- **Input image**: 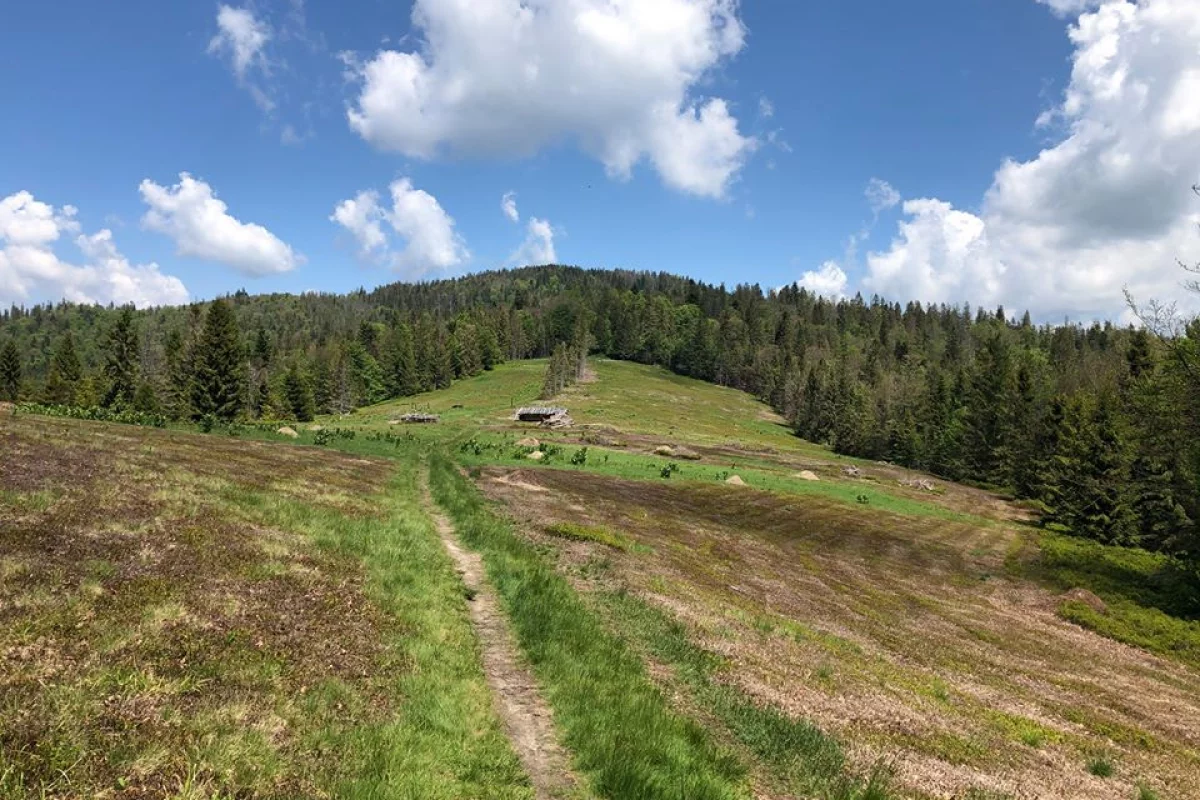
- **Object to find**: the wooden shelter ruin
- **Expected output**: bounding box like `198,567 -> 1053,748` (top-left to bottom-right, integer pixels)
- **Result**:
515,406 -> 573,428
395,412 -> 440,424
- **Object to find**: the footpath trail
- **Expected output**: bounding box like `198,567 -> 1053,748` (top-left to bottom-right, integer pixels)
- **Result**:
418,467 -> 580,800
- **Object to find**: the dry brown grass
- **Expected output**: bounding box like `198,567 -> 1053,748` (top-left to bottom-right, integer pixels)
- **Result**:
479,466 -> 1200,800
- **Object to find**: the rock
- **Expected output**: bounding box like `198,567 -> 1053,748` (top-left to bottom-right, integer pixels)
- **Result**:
308,424 -> 324,432
795,470 -> 820,482
526,450 -> 546,461
842,466 -> 864,478
900,478 -> 937,492
725,475 -> 746,486
276,426 -> 299,438
517,437 -> 540,448
1063,588 -> 1107,615
673,446 -> 702,461
654,445 -> 675,457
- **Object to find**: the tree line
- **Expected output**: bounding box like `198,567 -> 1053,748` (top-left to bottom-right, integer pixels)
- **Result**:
1,263 -> 1197,571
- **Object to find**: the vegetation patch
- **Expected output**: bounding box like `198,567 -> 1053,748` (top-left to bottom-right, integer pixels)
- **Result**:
430,453 -> 748,800
544,521 -> 643,553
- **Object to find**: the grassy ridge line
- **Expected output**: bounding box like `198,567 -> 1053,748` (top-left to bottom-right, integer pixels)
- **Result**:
428,453 -> 749,800
222,459 -> 533,800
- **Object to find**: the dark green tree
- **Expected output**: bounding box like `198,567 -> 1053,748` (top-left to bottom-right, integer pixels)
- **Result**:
44,332 -> 82,405
192,299 -> 245,421
0,339 -> 21,402
102,306 -> 140,408
284,363 -> 315,422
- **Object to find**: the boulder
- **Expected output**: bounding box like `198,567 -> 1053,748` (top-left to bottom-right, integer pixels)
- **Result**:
517,437 -> 541,448
795,470 -> 820,482
526,450 -> 546,461
842,466 -> 864,478
276,426 -> 299,438
724,475 -> 746,486
654,445 -> 675,457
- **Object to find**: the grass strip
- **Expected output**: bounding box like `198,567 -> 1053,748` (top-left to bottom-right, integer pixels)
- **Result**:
429,453 -> 748,800
596,591 -> 894,800
220,458 -> 532,800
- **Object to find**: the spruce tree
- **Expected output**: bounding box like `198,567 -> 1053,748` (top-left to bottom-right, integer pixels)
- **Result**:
0,339 -> 21,402
284,363 -> 315,422
44,332 -> 82,405
192,299 -> 245,421
102,306 -> 140,408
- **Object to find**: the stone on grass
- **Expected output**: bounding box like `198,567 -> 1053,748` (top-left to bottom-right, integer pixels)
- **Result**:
517,437 -> 541,448
526,450 -> 546,461
725,475 -> 746,486
276,426 -> 299,438
795,470 -> 820,482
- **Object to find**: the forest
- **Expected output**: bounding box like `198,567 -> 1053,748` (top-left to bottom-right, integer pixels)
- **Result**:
1,263 -> 1198,578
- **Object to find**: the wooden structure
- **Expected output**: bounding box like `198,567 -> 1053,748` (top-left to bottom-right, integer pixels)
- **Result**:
515,406 -> 572,428
397,413 -> 440,424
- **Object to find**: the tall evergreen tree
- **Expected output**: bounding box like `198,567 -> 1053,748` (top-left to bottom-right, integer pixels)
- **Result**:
284,363 -> 315,422
44,332 -> 82,405
192,299 -> 245,421
0,339 -> 21,402
102,306 -> 140,408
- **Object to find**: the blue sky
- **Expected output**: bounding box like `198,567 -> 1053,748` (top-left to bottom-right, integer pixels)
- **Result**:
2,0 -> 1198,319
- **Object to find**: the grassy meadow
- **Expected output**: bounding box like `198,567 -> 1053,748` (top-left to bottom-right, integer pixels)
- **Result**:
4,357 -> 1200,800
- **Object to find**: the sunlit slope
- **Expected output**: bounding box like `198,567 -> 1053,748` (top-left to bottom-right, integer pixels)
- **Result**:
350,358 -> 812,451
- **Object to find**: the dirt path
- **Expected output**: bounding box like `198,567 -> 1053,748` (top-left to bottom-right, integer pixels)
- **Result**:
418,468 -> 580,800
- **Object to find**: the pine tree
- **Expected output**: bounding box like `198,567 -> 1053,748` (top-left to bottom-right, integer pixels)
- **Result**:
0,339 -> 21,402
963,333 -> 1012,484
44,332 -> 82,405
192,299 -> 245,421
102,306 -> 140,408
284,363 -> 315,422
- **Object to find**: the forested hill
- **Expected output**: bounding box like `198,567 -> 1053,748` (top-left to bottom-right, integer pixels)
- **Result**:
1,265 -> 1198,572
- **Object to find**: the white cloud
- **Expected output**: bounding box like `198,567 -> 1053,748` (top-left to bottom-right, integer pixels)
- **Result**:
510,217 -> 557,265
865,178 -> 901,215
139,173 -> 300,276
758,96 -> 775,119
345,0 -> 754,198
330,178 -> 469,277
0,191 -> 188,308
501,191 -> 520,223
797,261 -> 849,299
208,5 -> 274,111
863,0 -> 1200,319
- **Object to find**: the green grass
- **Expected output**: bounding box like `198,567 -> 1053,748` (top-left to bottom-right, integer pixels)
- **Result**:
544,522 -> 645,553
1016,532 -> 1200,669
429,452 -> 748,800
1086,754 -> 1114,778
595,590 -> 894,799
221,460 -> 532,799
0,415 -> 532,799
457,432 -> 986,524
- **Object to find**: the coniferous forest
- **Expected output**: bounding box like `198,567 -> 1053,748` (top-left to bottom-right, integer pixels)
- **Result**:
2,264 -> 1198,576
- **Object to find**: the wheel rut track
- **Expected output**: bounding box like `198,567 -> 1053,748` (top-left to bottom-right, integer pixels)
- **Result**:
419,467 -> 579,800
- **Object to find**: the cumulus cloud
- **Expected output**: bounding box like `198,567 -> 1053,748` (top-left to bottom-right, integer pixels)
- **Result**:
797,261 -> 849,299
0,191 -> 188,308
863,0 -> 1200,319
330,178 -> 469,277
345,0 -> 754,198
139,173 -> 300,276
510,217 -> 558,265
501,191 -> 519,223
208,5 -> 274,111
